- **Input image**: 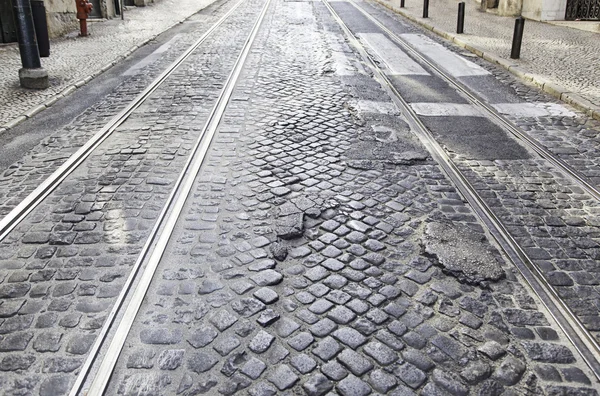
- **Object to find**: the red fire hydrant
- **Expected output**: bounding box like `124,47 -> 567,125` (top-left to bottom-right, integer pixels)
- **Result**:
75,0 -> 93,37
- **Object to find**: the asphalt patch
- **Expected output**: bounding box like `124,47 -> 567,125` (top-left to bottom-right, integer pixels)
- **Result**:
421,116 -> 531,160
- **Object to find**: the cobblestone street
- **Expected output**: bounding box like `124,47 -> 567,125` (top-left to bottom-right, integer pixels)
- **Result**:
0,0 -> 599,395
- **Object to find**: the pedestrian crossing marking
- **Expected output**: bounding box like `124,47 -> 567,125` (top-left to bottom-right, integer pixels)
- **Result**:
358,33 -> 430,76
400,34 -> 490,77
493,102 -> 576,117
410,102 -> 576,117
410,102 -> 483,116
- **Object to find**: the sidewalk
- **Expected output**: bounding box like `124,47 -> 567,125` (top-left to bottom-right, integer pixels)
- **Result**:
0,0 -> 216,133
374,0 -> 600,120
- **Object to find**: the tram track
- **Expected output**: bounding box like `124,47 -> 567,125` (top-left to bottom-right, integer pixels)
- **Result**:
350,0 -> 600,203
0,0 -> 247,244
322,0 -> 600,382
69,0 -> 272,393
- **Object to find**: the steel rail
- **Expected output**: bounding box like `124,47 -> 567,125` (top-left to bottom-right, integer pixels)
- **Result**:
67,1 -> 252,395
0,0 -> 246,244
76,0 -> 272,394
349,0 -> 600,203
322,0 -> 600,381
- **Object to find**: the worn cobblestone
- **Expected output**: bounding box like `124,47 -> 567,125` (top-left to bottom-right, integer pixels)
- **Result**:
13,0 -> 592,394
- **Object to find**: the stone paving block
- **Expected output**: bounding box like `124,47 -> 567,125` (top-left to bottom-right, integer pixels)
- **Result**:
249,330 -> 275,354
268,364 -> 299,390
337,349 -> 374,376
336,374 -> 372,396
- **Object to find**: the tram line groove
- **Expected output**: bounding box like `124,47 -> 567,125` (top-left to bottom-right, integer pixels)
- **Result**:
71,0 -> 273,393
322,0 -> 600,381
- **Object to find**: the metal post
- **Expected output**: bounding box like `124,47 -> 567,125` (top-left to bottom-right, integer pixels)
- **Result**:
457,2 -> 465,34
13,0 -> 48,89
423,0 -> 429,18
510,17 -> 525,59
400,0 -> 405,7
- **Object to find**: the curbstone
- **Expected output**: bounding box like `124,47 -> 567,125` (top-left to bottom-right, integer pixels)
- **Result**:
24,104 -> 47,119
562,93 -> 600,119
60,86 -> 77,97
542,82 -> 567,100
3,115 -> 27,130
43,95 -> 61,108
507,66 -> 534,82
464,44 -> 483,57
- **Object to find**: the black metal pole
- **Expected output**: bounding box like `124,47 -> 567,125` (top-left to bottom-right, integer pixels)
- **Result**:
13,0 -> 41,69
457,2 -> 465,34
31,0 -> 50,57
13,0 -> 48,88
423,0 -> 429,18
510,17 -> 525,59
400,0 -> 405,7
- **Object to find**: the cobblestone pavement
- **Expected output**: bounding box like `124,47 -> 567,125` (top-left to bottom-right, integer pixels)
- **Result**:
0,0 -> 269,393
0,0 -> 218,130
373,0 -> 600,110
94,0 -> 599,395
455,157 -> 600,335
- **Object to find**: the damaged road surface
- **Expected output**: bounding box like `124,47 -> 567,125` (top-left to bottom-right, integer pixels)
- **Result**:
423,222 -> 505,287
0,0 -> 598,395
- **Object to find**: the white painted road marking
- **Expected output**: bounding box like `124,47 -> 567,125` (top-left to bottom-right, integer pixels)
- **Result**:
358,33 -> 430,76
400,34 -> 490,77
410,102 -> 577,117
410,103 -> 483,117
493,102 -> 576,117
350,100 -> 401,115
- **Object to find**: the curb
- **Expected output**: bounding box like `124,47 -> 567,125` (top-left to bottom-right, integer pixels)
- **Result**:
373,0 -> 600,121
0,13 -> 198,134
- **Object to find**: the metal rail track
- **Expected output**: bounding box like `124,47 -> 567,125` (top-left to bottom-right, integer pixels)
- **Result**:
322,0 -> 600,381
350,0 -> 600,203
0,0 -> 246,243
70,0 -> 272,394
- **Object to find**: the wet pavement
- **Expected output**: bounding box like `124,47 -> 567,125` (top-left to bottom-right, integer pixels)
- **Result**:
0,0 -> 599,395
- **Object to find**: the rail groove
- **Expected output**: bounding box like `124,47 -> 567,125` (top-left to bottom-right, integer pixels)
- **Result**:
72,0 -> 272,394
323,0 -> 600,381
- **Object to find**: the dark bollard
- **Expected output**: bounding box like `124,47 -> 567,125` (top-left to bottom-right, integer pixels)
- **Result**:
510,17 -> 525,59
31,0 -> 50,57
423,0 -> 429,18
13,0 -> 48,89
400,0 -> 405,7
457,2 -> 465,34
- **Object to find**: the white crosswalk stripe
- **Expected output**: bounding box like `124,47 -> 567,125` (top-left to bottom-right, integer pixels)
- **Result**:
358,33 -> 430,76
